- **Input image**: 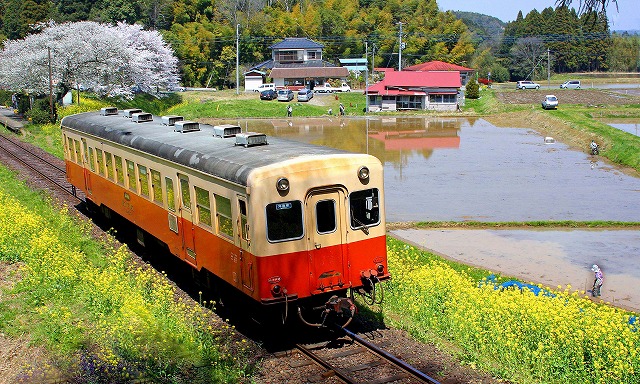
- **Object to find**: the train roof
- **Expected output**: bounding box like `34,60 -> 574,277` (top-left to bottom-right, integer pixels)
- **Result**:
61,111 -> 352,186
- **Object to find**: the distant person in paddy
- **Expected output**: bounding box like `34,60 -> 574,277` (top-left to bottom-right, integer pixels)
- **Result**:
287,104 -> 292,117
591,264 -> 604,297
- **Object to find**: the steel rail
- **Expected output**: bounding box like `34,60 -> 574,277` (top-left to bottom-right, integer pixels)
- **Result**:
340,327 -> 441,384
0,133 -> 80,200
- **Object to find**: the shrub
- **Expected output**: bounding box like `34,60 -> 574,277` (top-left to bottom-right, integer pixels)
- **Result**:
466,79 -> 480,99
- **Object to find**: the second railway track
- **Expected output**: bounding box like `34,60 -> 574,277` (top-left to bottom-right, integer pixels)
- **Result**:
0,132 -> 83,201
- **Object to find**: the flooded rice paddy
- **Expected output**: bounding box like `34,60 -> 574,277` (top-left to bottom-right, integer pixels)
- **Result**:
206,116 -> 640,222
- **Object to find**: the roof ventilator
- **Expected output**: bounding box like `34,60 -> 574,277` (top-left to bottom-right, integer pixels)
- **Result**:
213,124 -> 241,138
162,115 -> 184,126
174,121 -> 200,133
100,107 -> 118,116
132,112 -> 153,123
235,132 -> 268,147
122,108 -> 142,118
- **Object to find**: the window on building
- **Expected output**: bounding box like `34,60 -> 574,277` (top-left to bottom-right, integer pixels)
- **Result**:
429,94 -> 457,104
215,194 -> 233,238
195,186 -> 212,227
307,50 -> 321,60
276,50 -> 303,63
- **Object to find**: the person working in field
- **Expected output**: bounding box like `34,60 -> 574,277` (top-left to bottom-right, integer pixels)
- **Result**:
591,264 -> 604,297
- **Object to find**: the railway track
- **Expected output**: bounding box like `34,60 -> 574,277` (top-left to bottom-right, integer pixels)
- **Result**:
0,132 -> 83,202
293,327 -> 440,384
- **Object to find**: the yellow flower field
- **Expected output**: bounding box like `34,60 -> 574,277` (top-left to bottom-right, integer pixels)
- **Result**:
0,179 -> 255,382
384,239 -> 639,383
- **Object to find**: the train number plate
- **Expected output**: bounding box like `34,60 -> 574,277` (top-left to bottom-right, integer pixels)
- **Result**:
275,202 -> 292,210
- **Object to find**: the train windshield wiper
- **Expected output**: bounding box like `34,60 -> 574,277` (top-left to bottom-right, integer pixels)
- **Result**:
351,213 -> 370,235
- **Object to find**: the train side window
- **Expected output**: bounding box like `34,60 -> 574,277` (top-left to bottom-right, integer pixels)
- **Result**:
266,201 -> 303,242
73,140 -> 81,163
150,169 -> 162,204
104,151 -> 114,180
114,155 -> 124,185
95,149 -> 105,176
81,139 -> 89,165
350,188 -> 380,229
126,160 -> 136,192
138,165 -> 149,197
316,199 -> 337,234
195,186 -> 212,227
165,177 -> 176,212
87,147 -> 96,172
239,199 -> 249,241
179,175 -> 191,211
215,194 -> 233,239
67,137 -> 75,162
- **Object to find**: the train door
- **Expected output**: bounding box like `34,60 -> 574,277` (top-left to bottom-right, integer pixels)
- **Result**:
178,174 -> 197,266
305,188 -> 347,292
237,197 -> 253,291
81,138 -> 92,195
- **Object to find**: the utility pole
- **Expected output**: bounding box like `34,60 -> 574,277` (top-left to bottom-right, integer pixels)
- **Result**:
48,47 -> 54,121
365,41 -> 369,114
547,48 -> 550,87
236,23 -> 240,95
398,22 -> 403,71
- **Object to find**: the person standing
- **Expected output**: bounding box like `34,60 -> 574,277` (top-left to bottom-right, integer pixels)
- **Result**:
339,103 -> 345,116
591,264 -> 604,297
287,104 -> 292,117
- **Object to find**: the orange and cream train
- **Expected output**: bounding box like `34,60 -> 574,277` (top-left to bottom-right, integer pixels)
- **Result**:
61,108 -> 389,325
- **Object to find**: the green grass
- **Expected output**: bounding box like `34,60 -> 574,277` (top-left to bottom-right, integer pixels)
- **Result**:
0,164 -> 256,382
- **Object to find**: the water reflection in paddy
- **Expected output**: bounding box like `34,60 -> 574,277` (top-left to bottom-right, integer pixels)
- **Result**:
202,116 -> 640,222
599,118 -> 640,137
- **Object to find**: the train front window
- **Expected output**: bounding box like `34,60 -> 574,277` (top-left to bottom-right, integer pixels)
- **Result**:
350,189 -> 380,230
316,199 -> 336,234
266,201 -> 303,242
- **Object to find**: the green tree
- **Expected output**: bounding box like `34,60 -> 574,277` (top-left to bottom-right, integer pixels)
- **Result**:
465,78 -> 479,99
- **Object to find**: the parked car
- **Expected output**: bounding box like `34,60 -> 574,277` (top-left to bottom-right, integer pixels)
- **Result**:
297,88 -> 313,102
277,89 -> 294,102
516,81 -> 540,90
260,89 -> 277,100
560,80 -> 581,89
255,83 -> 276,92
542,95 -> 558,110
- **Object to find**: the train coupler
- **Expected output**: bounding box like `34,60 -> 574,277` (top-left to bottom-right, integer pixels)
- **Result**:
297,295 -> 357,328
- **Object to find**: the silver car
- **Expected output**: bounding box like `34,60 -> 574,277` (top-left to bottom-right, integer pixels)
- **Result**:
516,80 -> 540,90
297,88 -> 313,102
276,89 -> 294,102
542,95 -> 558,110
560,80 -> 581,89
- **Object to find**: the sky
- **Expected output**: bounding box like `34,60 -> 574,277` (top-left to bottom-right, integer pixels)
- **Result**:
437,0 -> 638,31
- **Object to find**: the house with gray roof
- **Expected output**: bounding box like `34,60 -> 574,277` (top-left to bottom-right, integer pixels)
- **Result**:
249,38 -> 348,91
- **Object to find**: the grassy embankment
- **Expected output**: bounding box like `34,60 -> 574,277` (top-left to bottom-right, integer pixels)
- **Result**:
0,163 -> 257,382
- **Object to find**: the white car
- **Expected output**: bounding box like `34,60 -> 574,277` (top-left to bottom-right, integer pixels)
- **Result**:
560,80 -> 581,89
516,80 -> 540,90
542,95 -> 558,110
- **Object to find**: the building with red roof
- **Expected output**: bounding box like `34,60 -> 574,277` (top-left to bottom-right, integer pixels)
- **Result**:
366,70 -> 462,112
404,60 -> 475,86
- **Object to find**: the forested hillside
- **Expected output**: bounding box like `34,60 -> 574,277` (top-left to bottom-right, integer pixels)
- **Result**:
0,0 -> 638,88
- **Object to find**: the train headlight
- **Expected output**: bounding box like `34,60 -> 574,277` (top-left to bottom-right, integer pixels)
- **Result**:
357,166 -> 370,182
276,177 -> 289,192
377,264 -> 385,274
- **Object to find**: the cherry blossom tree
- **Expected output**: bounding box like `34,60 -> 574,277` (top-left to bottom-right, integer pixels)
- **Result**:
0,21 -> 180,97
